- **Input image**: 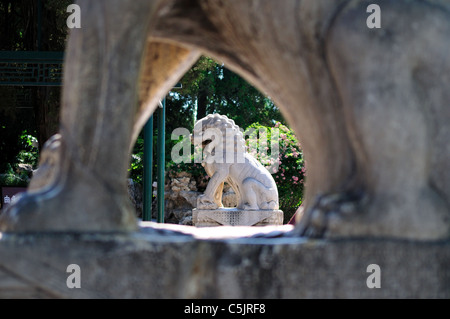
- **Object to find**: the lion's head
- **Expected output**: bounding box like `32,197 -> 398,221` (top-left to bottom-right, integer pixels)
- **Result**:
193,114 -> 247,160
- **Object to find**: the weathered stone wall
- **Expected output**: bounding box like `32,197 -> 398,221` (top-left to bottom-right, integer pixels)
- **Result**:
0,224 -> 448,299
165,172 -> 199,225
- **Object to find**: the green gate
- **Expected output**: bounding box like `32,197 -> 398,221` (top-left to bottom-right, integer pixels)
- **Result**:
0,49 -> 174,223
0,51 -> 64,86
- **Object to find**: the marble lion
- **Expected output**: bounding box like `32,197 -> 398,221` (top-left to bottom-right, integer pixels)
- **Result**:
193,114 -> 279,211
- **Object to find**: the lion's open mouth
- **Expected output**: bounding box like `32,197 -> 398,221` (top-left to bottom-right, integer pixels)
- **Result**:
202,139 -> 213,148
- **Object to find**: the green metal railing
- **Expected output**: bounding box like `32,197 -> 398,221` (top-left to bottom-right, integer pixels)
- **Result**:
0,51 -> 64,86
143,115 -> 154,222
142,85 -> 181,223
1,49 -> 180,224
142,99 -> 167,223
156,98 -> 166,223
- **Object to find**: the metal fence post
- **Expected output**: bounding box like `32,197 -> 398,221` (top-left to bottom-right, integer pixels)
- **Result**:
143,115 -> 153,221
157,98 -> 166,223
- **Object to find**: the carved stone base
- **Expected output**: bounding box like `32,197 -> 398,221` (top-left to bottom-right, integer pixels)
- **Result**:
192,208 -> 283,227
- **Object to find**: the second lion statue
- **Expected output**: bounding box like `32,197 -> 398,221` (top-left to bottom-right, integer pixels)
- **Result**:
193,114 -> 279,211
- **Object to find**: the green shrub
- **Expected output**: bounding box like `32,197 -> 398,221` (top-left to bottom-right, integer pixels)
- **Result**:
245,122 -> 305,223
168,160 -> 210,192
128,132 -> 174,187
0,132 -> 39,187
17,133 -> 39,168
129,135 -> 145,185
0,164 -> 29,187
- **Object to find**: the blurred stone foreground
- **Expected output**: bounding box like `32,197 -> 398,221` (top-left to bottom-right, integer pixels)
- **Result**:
1,0 -> 450,299
0,223 -> 448,298
0,159 -> 449,298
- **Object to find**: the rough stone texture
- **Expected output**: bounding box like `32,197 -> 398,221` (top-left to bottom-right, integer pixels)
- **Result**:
193,208 -> 283,227
0,224 -> 448,299
165,172 -> 198,225
127,179 -> 143,219
221,188 -> 237,208
161,172 -> 239,225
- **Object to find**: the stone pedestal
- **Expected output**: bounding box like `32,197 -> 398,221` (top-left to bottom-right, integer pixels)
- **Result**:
192,208 -> 283,227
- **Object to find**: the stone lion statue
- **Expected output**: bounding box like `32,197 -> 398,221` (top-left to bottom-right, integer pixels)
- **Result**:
193,114 -> 279,210
0,0 -> 449,240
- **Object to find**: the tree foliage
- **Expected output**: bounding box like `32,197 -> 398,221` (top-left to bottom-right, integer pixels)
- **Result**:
246,122 -> 306,223
132,56 -> 289,188
167,56 -> 286,131
0,0 -> 70,172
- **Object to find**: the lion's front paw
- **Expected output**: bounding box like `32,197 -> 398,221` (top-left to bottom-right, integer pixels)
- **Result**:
294,191 -> 367,238
197,195 -> 219,210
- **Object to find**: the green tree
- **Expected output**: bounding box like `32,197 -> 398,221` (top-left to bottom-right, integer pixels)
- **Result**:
172,56 -> 217,123
132,56 -> 289,188
210,66 -> 284,128
166,56 -> 286,132
0,0 -> 70,158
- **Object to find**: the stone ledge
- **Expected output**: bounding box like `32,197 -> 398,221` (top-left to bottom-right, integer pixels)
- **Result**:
193,208 -> 284,226
0,223 -> 448,298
